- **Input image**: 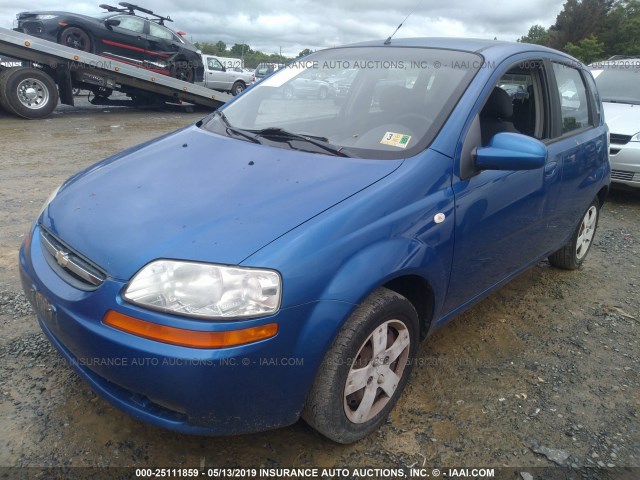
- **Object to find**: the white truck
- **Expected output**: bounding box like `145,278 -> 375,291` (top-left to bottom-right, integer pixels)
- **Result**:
202,54 -> 254,96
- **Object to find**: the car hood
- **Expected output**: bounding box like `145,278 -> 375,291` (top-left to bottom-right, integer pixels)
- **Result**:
42,125 -> 402,281
603,102 -> 640,136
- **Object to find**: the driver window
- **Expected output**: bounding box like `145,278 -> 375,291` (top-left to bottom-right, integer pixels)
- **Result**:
480,61 -> 548,145
208,59 -> 224,71
113,15 -> 146,34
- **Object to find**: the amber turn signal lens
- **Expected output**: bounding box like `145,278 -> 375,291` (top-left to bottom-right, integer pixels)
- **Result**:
103,311 -> 278,349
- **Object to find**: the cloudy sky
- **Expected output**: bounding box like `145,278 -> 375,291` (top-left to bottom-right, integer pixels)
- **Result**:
0,0 -> 565,56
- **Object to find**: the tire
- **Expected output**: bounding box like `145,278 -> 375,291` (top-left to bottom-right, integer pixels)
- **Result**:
171,61 -> 194,83
0,67 -> 59,119
548,198 -> 600,270
231,81 -> 246,96
302,288 -> 419,443
59,27 -> 92,52
283,85 -> 294,99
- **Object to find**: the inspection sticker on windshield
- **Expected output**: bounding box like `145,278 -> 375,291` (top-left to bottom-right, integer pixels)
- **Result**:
381,132 -> 411,149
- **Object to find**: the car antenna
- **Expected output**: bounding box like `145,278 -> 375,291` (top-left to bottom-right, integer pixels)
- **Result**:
384,0 -> 425,45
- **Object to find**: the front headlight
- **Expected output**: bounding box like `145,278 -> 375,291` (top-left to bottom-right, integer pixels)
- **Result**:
123,260 -> 281,319
34,15 -> 58,20
631,132 -> 640,142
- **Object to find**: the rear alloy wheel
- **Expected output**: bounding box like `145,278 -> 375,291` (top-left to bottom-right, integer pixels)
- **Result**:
60,27 -> 92,52
0,67 -> 59,119
231,81 -> 246,96
302,288 -> 419,443
548,198 -> 600,270
171,61 -> 194,83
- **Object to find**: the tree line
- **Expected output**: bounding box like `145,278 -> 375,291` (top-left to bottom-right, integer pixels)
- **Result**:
193,40 -> 314,68
518,0 -> 640,64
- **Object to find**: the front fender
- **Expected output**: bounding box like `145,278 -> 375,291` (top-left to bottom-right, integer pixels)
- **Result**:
320,236 -> 450,311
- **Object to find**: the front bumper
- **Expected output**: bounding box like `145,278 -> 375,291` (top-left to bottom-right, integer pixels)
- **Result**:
609,139 -> 640,188
20,225 -> 352,435
14,20 -> 59,43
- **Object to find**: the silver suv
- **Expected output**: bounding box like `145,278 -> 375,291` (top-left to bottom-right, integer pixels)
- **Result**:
591,58 -> 640,188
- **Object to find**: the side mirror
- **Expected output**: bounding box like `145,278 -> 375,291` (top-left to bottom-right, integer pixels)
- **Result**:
475,132 -> 547,171
105,18 -> 121,28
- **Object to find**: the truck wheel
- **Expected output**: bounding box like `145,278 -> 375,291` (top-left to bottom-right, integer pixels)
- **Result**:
231,81 -> 246,96
302,288 -> 419,443
548,198 -> 600,270
60,27 -> 92,52
0,68 -> 59,119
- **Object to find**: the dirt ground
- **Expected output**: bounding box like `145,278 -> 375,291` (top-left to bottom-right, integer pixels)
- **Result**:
0,100 -> 638,477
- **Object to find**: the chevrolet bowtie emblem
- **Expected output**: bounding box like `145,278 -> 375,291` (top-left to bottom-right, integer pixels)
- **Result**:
54,249 -> 70,268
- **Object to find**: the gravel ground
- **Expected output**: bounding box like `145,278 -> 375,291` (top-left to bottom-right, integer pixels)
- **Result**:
0,99 -> 638,478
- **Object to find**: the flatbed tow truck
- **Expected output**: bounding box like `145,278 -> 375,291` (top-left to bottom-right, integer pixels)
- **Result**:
0,26 -> 230,119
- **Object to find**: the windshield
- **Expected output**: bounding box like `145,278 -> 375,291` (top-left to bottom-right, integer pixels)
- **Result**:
592,68 -> 640,104
202,46 -> 481,159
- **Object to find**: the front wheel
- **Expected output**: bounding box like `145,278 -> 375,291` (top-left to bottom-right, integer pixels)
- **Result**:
282,85 -> 294,99
548,198 -> 600,270
231,81 -> 246,96
60,27 -> 92,52
302,288 -> 419,443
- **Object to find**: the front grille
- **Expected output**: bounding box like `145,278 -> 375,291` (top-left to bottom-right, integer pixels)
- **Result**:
611,169 -> 636,181
39,229 -> 106,290
610,133 -> 633,145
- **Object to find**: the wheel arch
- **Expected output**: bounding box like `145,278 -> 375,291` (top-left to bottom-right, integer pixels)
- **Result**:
596,185 -> 609,207
382,274 -> 435,339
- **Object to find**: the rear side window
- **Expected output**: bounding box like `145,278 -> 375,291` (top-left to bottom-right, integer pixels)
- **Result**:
149,23 -> 173,41
552,63 -> 590,134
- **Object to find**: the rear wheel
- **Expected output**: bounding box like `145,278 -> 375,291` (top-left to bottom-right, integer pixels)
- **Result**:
60,27 -> 92,52
0,67 -> 59,119
302,288 -> 419,443
548,198 -> 600,269
171,61 -> 194,83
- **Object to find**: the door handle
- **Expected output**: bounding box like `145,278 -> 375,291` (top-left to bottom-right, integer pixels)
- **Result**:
544,161 -> 558,177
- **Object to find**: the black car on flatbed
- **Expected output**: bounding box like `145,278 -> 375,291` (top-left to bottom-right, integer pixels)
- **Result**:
14,2 -> 203,83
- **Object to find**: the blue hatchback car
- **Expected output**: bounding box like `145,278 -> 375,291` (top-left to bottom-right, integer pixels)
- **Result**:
20,38 -> 610,443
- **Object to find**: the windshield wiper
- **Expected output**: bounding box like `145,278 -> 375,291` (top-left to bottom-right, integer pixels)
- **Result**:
213,110 -> 261,144
249,127 -> 350,157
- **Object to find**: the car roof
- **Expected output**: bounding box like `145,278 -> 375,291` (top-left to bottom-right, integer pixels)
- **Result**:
335,37 -> 577,63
